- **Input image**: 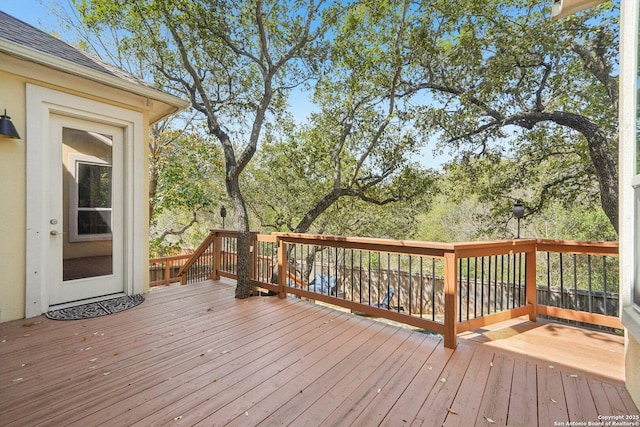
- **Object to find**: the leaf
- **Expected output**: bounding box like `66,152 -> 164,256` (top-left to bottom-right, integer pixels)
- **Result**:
570,374 -> 578,378
12,378 -> 23,382
548,365 -> 554,369
440,378 -> 447,383
551,398 -> 558,403
22,333 -> 30,337
485,416 -> 495,423
174,416 -> 182,421
447,408 -> 458,415
22,321 -> 41,327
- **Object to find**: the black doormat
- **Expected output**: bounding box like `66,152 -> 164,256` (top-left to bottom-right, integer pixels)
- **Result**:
45,294 -> 144,320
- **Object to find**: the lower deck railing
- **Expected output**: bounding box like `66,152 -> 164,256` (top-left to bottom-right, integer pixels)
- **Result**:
149,254 -> 192,287
169,230 -> 620,348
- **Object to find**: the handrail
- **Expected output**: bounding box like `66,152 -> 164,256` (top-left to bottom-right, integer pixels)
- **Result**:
165,231 -> 620,349
176,230 -> 218,278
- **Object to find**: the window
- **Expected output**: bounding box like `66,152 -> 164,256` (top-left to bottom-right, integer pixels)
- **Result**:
69,156 -> 113,242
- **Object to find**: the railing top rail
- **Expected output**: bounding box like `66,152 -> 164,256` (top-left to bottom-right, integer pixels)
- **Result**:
186,231 -> 617,258
177,230 -> 217,277
209,229 -> 242,239
149,254 -> 192,263
256,234 -> 278,243
450,239 -> 537,258
536,238 -> 619,256
273,232 -> 455,257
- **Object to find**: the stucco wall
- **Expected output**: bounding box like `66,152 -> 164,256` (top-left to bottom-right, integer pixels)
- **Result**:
0,54 -> 154,322
0,70 -> 27,322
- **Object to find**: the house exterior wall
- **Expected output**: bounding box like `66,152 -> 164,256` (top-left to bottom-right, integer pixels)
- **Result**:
0,69 -> 27,323
619,0 -> 640,409
0,52 -> 153,322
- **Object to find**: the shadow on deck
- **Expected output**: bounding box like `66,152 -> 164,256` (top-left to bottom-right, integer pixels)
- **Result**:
0,278 -> 637,426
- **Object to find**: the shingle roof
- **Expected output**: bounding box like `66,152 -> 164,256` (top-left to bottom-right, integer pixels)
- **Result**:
0,10 -> 154,90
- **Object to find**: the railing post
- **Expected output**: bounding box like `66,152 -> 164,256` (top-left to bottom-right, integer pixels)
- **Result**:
277,237 -> 287,299
164,260 -> 171,286
444,252 -> 458,349
212,231 -> 221,281
526,246 -> 537,321
250,232 -> 257,282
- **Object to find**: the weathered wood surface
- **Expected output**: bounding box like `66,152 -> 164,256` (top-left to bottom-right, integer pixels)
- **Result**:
0,278 -> 636,426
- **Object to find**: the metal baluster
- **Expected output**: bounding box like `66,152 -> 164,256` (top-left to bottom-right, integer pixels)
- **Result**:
603,256 -> 608,316
432,258 -> 436,322
560,253 -> 564,309
588,255 -> 593,313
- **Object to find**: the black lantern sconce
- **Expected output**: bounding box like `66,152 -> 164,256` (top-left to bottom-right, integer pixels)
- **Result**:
512,200 -> 525,239
220,205 -> 227,229
0,109 -> 20,139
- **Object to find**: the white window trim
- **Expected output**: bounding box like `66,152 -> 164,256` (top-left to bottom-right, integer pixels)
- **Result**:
68,154 -> 113,242
25,84 -> 146,317
620,0 -> 640,342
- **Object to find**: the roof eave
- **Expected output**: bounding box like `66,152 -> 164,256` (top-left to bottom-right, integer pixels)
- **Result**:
0,38 -> 189,123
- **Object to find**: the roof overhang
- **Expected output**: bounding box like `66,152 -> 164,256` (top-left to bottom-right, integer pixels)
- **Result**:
552,0 -> 607,20
0,38 -> 189,123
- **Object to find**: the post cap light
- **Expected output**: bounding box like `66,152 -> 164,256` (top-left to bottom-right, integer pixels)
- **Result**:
512,201 -> 525,220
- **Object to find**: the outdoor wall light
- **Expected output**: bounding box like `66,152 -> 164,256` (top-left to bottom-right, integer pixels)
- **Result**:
512,200 -> 525,239
220,205 -> 227,229
0,109 -> 20,139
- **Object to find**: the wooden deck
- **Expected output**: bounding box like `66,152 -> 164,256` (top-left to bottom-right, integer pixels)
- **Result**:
0,279 -> 637,426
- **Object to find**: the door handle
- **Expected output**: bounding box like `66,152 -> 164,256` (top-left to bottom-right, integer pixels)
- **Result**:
50,230 -> 61,236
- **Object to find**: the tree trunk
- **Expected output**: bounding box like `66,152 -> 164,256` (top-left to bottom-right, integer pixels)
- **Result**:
226,172 -> 253,298
516,111 -> 619,233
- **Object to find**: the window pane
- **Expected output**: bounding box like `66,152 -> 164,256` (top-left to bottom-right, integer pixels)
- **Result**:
77,163 -> 112,208
77,210 -> 112,235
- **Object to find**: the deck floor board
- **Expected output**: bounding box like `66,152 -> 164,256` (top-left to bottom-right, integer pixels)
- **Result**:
0,278 -> 637,426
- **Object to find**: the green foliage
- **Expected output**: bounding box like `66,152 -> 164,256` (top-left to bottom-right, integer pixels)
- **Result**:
72,0 -> 619,250
149,123 -> 226,256
403,0 -> 620,233
416,165 -> 617,243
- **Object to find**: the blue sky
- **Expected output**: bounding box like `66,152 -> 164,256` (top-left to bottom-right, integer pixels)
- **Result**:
1,1 -> 63,28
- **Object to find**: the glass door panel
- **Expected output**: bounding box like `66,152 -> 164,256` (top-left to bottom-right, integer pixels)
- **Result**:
62,127 -> 114,281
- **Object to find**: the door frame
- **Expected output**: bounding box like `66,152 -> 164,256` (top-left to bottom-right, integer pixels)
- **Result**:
25,84 -> 146,317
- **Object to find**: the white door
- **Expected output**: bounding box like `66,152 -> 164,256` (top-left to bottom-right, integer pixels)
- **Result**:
48,115 -> 124,305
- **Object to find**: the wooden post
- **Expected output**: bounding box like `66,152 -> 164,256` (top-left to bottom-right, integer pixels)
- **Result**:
164,261 -> 171,286
212,231 -> 221,281
277,237 -> 287,299
526,248 -> 537,321
250,232 -> 257,283
443,252 -> 458,349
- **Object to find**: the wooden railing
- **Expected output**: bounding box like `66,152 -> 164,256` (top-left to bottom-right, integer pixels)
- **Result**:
149,254 -> 191,287
170,230 -> 620,349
